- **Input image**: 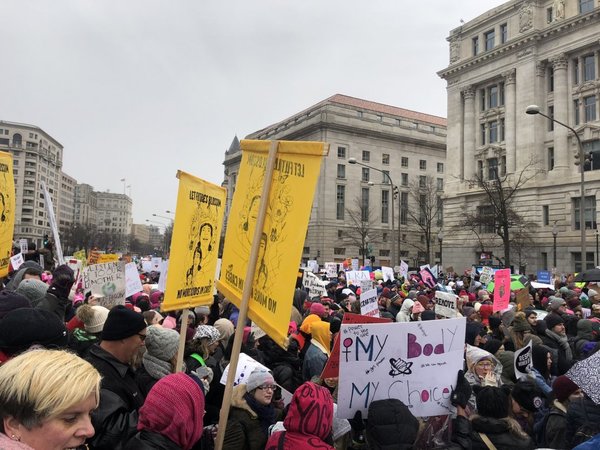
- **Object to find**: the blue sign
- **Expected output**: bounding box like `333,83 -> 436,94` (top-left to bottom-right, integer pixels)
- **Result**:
537,270 -> 551,284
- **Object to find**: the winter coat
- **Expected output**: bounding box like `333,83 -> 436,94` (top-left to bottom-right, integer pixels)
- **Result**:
396,299 -> 414,323
301,343 -> 327,382
544,400 -> 568,450
464,345 -> 503,412
566,395 -> 600,447
266,382 -> 334,450
222,385 -> 270,450
86,344 -> 144,450
496,350 -> 516,385
469,415 -> 535,449
124,430 -> 180,450
36,289 -> 70,322
135,365 -> 158,399
541,330 -> 573,375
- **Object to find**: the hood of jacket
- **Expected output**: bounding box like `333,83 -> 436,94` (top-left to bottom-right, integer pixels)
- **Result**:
466,344 -> 502,377
231,384 -> 257,418
283,382 -> 333,442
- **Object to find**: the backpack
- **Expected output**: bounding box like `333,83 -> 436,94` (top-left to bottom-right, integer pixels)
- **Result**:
572,398 -> 600,447
533,407 -> 563,447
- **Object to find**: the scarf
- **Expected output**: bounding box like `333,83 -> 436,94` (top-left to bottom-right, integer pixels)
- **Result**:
545,329 -> 573,361
244,392 -> 275,434
143,353 -> 173,380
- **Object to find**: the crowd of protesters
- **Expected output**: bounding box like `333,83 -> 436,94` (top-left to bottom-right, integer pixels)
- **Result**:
1,257 -> 600,449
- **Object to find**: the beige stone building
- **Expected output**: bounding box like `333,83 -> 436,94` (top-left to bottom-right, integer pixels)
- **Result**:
131,224 -> 150,244
223,94 -> 447,267
438,0 -> 600,272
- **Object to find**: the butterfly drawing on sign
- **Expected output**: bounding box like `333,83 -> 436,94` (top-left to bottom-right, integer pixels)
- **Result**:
389,357 -> 413,377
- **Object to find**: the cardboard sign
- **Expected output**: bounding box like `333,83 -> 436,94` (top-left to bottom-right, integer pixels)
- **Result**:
10,253 -> 24,271
307,260 -> 319,273
493,269 -> 511,312
82,261 -> 126,308
220,352 -> 270,386
19,239 -> 28,254
399,260 -> 409,279
381,266 -> 394,282
514,341 -> 532,380
516,288 -> 531,311
97,253 -> 119,264
320,313 -> 391,379
141,260 -> 153,273
360,288 -> 379,318
479,266 -> 494,285
325,262 -> 338,279
302,270 -> 327,297
346,270 -> 371,286
338,318 -> 466,419
125,262 -> 144,297
434,291 -> 458,318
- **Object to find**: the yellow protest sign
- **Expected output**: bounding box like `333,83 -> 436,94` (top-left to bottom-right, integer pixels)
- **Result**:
0,151 -> 15,277
73,249 -> 87,267
162,171 -> 226,312
97,253 -> 119,263
216,140 -> 327,347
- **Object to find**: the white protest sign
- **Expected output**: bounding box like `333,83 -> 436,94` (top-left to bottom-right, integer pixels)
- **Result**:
431,265 -> 439,279
360,279 -> 374,294
151,257 -> 162,272
346,270 -> 371,286
381,266 -> 394,283
360,288 -> 379,318
142,260 -> 152,273
10,253 -> 24,271
157,260 -> 169,292
434,291 -> 458,318
399,260 -> 409,279
19,239 -> 28,254
125,262 -> 144,297
514,341 -> 532,380
325,262 -> 338,279
67,259 -> 83,287
470,266 -> 477,279
302,270 -> 327,297
220,352 -> 270,386
351,258 -> 359,271
82,261 -> 126,308
41,181 -> 65,265
307,260 -> 319,273
338,317 -> 466,419
480,266 -> 494,285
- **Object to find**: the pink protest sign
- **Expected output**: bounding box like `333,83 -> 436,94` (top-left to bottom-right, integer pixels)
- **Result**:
493,269 -> 511,312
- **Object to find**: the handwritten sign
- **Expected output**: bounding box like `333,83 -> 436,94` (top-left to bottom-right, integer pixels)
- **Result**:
125,262 -> 143,297
493,269 -> 511,312
360,288 -> 379,318
151,257 -> 162,272
514,341 -> 532,380
10,253 -> 24,271
419,266 -> 437,288
338,318 -> 466,418
434,291 -> 458,318
325,262 -> 338,279
346,270 -> 371,286
82,261 -> 126,308
479,266 -> 494,285
381,266 -> 394,282
351,258 -> 359,271
302,270 -> 327,297
399,260 -> 409,279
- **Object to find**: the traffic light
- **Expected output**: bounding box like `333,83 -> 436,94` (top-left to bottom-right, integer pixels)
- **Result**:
43,234 -> 49,246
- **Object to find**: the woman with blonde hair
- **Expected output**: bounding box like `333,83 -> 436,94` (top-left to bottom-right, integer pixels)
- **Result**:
0,349 -> 101,449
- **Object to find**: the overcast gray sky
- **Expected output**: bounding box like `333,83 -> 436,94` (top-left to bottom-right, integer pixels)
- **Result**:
2,0 -> 505,225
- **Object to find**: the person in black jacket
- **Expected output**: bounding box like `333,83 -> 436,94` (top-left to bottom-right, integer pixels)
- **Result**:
86,306 -> 147,450
36,264 -> 75,322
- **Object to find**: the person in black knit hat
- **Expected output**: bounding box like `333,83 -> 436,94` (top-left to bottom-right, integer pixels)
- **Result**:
86,305 -> 147,450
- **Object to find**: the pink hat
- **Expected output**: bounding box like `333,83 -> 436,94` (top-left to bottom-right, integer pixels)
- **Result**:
412,302 -> 425,314
163,316 -> 177,329
310,302 -> 326,317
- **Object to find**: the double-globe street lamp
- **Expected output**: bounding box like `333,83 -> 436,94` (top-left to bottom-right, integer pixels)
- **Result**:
526,105 -> 587,270
348,157 -> 397,266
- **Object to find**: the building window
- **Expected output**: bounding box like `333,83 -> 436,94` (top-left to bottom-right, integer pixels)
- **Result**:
574,99 -> 581,125
478,205 -> 496,233
383,232 -> 388,240
548,147 -> 555,170
362,150 -> 370,162
338,229 -> 343,238
548,67 -> 554,92
573,195 -> 596,230
379,249 -> 390,257
548,106 -> 554,131
303,247 -> 310,254
419,160 -> 427,170
336,185 -> 345,220
547,7 -> 554,22
573,252 -> 595,271
500,23 -> 508,43
489,121 -> 498,143
401,157 -> 408,168
361,188 -> 370,222
488,85 -> 498,108
382,170 -> 390,184
488,158 -> 499,180
337,164 -> 346,179
584,95 -> 596,122
401,173 -> 408,186
584,141 -> 600,171
484,29 -> 495,51
478,160 -> 484,179
381,190 -> 389,224
499,119 -> 505,141
437,178 -> 444,191
580,0 -> 594,14
337,146 -> 346,159
334,247 -> 346,255
543,205 -> 550,226
362,167 -> 370,182
500,155 -> 506,176
472,36 -> 479,56
382,153 -> 390,165
583,54 -> 596,81
435,163 -> 443,174
357,111 -> 363,118
481,124 -> 487,145
400,192 -> 408,225
419,175 -> 426,188
573,58 -> 580,85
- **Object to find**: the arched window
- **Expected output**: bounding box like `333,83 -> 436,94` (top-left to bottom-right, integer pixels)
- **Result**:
13,133 -> 22,146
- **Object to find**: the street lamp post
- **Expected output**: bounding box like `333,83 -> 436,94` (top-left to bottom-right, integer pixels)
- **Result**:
438,230 -> 444,267
349,157 -> 396,266
152,213 -> 173,221
596,228 -> 599,266
552,222 -> 558,270
526,105 -> 587,270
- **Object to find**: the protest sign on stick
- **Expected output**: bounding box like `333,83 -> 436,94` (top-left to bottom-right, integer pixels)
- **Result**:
360,288 -> 379,317
514,341 -> 532,380
41,181 -> 64,265
82,261 -> 126,308
434,291 -> 458,318
493,268 -> 511,312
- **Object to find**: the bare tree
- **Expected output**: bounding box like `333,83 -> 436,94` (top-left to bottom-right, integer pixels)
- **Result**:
342,197 -> 383,264
457,158 -> 540,269
406,175 -> 443,263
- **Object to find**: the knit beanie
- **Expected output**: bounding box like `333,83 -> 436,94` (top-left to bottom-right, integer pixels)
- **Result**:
138,373 -> 205,450
567,297 -> 581,310
483,338 -> 503,356
545,313 -> 564,331
476,386 -> 509,419
552,375 -> 580,403
214,318 -> 234,344
15,279 -> 48,307
76,304 -> 110,334
193,325 -> 220,345
101,305 -> 147,341
512,312 -> 531,333
310,302 -> 326,317
366,399 -> 419,449
587,289 -> 598,298
145,326 -> 179,361
511,380 -> 545,413
0,290 -> 31,319
488,316 -> 502,329
465,322 -> 484,346
548,297 -> 566,311
421,310 -> 436,321
462,306 -> 475,318
245,367 -> 275,392
0,308 -> 68,356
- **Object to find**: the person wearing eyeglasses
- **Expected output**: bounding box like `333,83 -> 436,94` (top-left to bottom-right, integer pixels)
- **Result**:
85,305 -> 147,450
464,344 -> 503,414
223,368 -> 278,450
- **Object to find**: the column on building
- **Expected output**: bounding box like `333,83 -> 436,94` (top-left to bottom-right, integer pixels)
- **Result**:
552,54 -> 569,170
504,69 -> 517,174
463,86 -> 476,179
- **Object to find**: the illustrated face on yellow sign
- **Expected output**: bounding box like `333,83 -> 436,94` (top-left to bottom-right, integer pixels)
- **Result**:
0,151 -> 15,278
162,171 -> 226,312
217,140 -> 327,348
